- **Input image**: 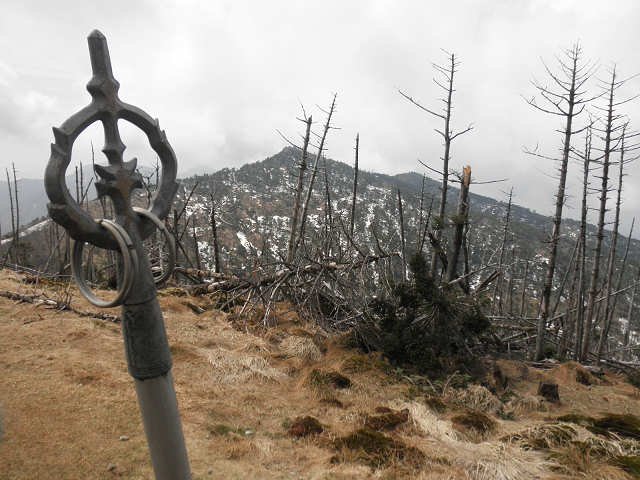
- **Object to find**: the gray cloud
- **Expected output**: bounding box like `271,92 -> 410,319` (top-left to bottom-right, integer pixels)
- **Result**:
1,0 -> 639,234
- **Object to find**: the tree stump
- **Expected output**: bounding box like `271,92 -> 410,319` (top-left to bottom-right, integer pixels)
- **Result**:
538,382 -> 559,402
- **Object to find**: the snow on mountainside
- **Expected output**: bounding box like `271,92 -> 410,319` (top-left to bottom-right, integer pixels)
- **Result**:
4,146 -> 640,311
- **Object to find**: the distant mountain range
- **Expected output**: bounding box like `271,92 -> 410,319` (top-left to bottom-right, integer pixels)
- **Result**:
0,164 -> 96,232
169,147 -> 639,303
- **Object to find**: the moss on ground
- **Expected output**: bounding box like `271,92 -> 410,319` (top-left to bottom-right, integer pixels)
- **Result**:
332,428 -> 425,469
287,416 -> 323,437
451,410 -> 496,439
610,455 -> 640,477
308,369 -> 352,390
558,413 -> 640,440
364,408 -> 409,431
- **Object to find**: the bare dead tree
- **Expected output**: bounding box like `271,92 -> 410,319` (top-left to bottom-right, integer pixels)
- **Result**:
399,50 -> 473,277
75,165 -> 80,202
507,245 -> 515,314
4,168 -> 15,264
595,134 -> 625,362
12,164 -> 19,261
416,174 -> 426,252
527,42 -> 597,360
603,220 -> 635,361
492,188 -> 513,314
607,216 -> 635,343
623,265 -> 640,361
551,237 -> 580,319
397,188 -> 407,280
520,260 -> 530,318
419,192 -> 434,256
462,220 -> 472,292
568,125 -> 594,358
561,235 -> 582,359
581,66 -> 631,361
445,166 -> 471,283
295,94 -> 337,253
597,129 -> 636,363
286,115 -> 312,263
209,193 -> 221,274
323,156 -> 334,238
192,217 -> 202,271
350,133 -> 359,238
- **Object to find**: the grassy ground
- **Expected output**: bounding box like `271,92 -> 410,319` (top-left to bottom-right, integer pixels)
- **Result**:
1,269 -> 640,479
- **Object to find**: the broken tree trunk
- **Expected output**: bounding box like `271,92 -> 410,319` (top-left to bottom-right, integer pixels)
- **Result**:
446,166 -> 471,283
286,116 -> 312,263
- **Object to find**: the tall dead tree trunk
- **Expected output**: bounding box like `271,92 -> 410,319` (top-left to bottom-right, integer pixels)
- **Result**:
5,168 -> 15,264
462,221 -> 471,292
561,236 -> 583,359
192,219 -> 202,271
286,115 -> 312,263
75,165 -> 80,202
350,133 -> 359,239
295,95 -> 337,252
492,188 -> 513,313
399,51 -> 473,278
397,189 -> 407,280
551,237 -> 580,319
416,174 -> 426,252
12,164 -> 19,259
209,193 -> 221,274
623,265 -> 640,361
573,126 -> 593,359
595,154 -> 623,363
529,43 -> 595,361
507,245 -> 516,314
605,218 -> 635,353
520,260 -> 530,318
581,67 -> 624,361
323,157 -> 333,236
597,125 -> 631,362
419,195 -> 434,255
446,166 -> 471,283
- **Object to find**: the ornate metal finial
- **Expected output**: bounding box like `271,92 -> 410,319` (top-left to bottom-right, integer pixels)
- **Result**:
45,29 -> 179,250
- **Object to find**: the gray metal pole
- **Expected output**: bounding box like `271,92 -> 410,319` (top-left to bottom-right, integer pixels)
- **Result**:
135,373 -> 191,480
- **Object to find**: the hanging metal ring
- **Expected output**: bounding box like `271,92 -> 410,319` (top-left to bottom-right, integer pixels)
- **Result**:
133,207 -> 175,286
71,219 -> 138,308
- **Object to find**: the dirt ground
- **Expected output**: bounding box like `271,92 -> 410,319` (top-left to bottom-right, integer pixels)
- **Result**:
1,269 -> 640,479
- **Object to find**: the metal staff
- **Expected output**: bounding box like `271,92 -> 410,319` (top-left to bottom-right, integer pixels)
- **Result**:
44,30 -> 191,480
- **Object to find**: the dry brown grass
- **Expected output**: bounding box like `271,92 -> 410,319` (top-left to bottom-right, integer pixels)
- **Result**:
2,270 -> 640,479
442,384 -> 503,414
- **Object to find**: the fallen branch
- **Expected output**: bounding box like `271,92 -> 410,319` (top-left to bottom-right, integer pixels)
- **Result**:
0,289 -> 119,323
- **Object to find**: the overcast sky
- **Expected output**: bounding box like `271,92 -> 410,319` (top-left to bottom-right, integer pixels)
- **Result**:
2,0 -> 640,234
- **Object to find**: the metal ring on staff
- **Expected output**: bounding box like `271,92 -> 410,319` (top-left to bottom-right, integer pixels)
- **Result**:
71,219 -> 139,308
133,207 -> 176,286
